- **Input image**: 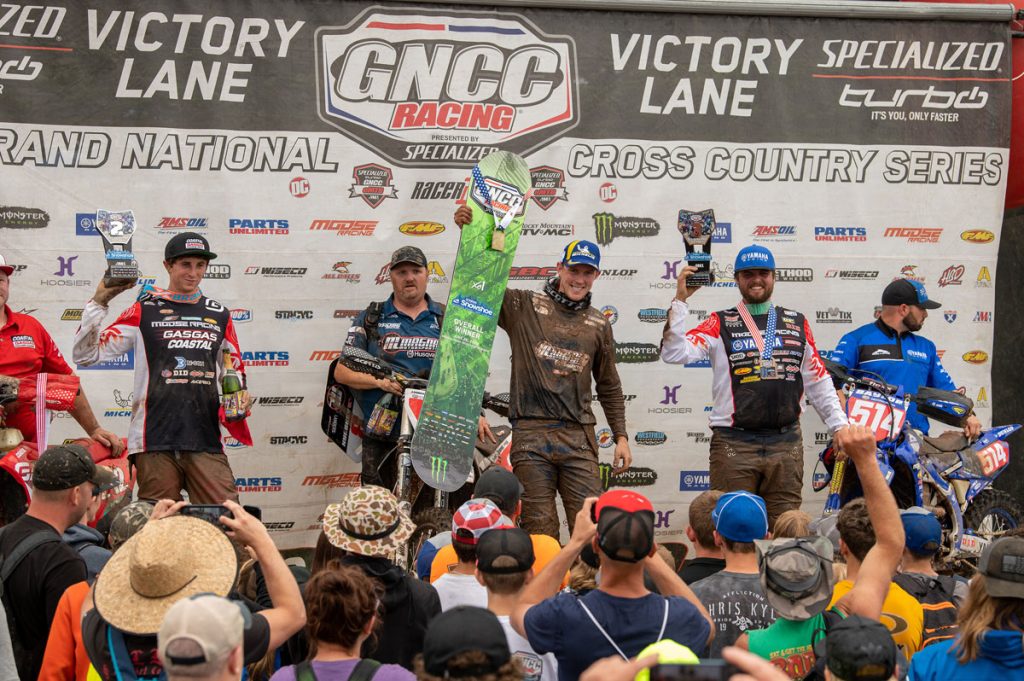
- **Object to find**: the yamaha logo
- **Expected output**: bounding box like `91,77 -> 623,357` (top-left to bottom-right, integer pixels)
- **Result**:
316,8 -> 578,167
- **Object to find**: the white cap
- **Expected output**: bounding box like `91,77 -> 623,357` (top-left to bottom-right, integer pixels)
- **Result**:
158,595 -> 245,677
0,255 -> 14,276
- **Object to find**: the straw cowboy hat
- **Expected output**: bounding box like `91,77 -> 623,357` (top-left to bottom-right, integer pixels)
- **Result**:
323,486 -> 415,559
94,515 -> 238,635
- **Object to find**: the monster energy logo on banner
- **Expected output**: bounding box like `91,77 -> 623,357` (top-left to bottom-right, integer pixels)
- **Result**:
431,456 -> 448,482
597,463 -> 658,491
592,213 -> 659,246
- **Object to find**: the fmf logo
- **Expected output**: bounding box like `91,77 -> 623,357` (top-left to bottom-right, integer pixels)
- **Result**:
961,230 -> 995,244
316,8 -> 578,167
962,350 -> 989,364
400,221 -> 445,236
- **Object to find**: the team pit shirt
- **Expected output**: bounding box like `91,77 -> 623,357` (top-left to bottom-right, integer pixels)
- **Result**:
661,300 -> 847,432
73,294 -> 245,454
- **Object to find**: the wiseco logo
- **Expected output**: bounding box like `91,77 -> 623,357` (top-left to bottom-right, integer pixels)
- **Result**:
960,230 -> 995,244
399,221 -> 445,236
315,8 -> 577,167
962,350 -> 989,364
310,350 -> 341,361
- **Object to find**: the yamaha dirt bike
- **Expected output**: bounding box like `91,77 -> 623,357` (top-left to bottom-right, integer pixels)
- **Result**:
813,359 -> 1023,572
0,373 -> 134,531
337,346 -> 512,569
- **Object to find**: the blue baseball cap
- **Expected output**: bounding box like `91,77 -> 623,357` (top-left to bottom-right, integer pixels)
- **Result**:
712,491 -> 769,543
900,507 -> 942,553
734,245 -> 775,273
562,240 -> 601,270
882,278 -> 941,310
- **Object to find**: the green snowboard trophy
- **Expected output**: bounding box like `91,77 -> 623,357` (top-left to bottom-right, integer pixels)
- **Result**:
411,151 -> 531,492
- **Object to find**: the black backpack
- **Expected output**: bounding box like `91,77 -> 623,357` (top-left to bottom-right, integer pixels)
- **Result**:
894,572 -> 959,648
0,527 -> 62,672
296,659 -> 380,681
322,302 -> 384,449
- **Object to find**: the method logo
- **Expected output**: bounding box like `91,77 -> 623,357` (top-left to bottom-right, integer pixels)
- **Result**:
316,8 -> 578,167
592,213 -> 659,246
529,166 -> 569,210
679,470 -> 711,492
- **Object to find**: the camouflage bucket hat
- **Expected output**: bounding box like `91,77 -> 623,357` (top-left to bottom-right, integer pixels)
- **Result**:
323,486 -> 415,560
756,536 -> 834,620
109,501 -> 155,551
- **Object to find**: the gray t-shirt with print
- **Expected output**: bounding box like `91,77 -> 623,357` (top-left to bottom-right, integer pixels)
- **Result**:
690,571 -> 777,656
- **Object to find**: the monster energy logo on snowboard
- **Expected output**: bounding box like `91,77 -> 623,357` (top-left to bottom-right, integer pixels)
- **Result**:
592,213 -> 660,246
411,151 -> 532,492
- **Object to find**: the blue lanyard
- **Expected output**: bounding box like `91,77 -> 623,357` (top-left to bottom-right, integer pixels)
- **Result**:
107,625 -> 165,681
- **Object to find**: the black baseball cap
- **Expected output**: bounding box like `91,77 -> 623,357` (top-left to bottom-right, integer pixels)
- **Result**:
595,490 -> 655,563
389,246 -> 427,270
815,615 -> 897,681
979,536 -> 1024,598
474,468 -> 523,515
164,232 -> 217,261
476,527 -> 534,574
881,279 -> 940,309
32,443 -> 118,492
423,606 -> 510,676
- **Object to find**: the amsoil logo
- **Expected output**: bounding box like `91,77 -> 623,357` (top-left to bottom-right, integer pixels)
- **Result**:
961,230 -> 995,244
310,220 -> 377,236
158,217 -> 207,230
400,221 -> 445,236
529,166 -> 569,210
508,265 -> 556,280
938,265 -> 965,287
752,225 -> 796,239
315,8 -> 578,168
884,227 -> 942,243
592,213 -> 659,246
349,163 -> 398,208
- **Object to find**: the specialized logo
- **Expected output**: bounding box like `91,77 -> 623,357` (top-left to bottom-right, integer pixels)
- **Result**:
316,8 -> 578,167
824,270 -> 877,280
775,268 -> 813,282
614,342 -> 660,363
638,308 -> 668,323
349,163 -> 398,208
158,217 -> 207,230
0,206 -> 49,229
960,230 -> 995,244
634,431 -> 667,446
592,213 -> 659,246
815,307 -> 852,324
430,455 -> 448,483
600,305 -> 618,324
884,227 -> 942,243
323,261 -> 360,283
814,226 -> 866,242
529,166 -> 569,210
309,219 -> 376,236
938,265 -> 965,287
597,463 -> 658,490
962,350 -> 988,364
399,221 -> 445,236
944,310 -> 957,324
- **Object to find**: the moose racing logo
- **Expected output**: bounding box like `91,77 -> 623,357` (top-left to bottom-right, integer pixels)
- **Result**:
316,8 -> 578,167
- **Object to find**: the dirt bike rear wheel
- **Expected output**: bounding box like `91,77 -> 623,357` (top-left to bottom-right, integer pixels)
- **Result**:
963,489 -> 1024,540
407,506 -> 453,573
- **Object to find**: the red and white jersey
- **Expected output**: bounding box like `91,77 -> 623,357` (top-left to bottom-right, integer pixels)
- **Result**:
73,293 -> 245,454
661,300 -> 847,432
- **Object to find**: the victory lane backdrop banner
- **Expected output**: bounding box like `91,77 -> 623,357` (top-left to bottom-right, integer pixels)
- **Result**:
0,0 -> 1009,548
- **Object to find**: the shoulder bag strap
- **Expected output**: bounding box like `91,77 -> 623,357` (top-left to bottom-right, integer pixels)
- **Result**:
577,598 -> 629,660
348,658 -> 382,681
295,660 -> 317,681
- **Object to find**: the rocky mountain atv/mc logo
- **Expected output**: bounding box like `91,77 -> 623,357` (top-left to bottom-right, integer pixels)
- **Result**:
316,8 -> 578,168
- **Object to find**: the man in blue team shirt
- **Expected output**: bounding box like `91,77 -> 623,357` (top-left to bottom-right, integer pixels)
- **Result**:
832,278 -> 981,438
335,246 -> 447,489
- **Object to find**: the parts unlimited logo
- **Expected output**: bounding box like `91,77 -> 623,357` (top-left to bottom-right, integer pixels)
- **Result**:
315,8 -> 578,168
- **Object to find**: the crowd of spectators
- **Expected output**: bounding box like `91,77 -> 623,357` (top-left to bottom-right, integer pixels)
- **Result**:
3,427 -> 1023,681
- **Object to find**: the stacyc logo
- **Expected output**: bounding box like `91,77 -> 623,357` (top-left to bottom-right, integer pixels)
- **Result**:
316,8 -> 578,167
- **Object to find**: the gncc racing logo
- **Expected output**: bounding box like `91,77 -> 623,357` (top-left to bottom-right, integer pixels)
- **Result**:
315,9 -> 578,167
529,166 -> 569,210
